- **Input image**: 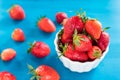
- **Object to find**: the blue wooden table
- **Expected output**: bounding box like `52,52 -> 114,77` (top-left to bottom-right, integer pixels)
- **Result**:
0,0 -> 120,80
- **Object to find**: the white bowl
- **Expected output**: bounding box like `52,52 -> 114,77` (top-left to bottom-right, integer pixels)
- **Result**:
54,29 -> 109,73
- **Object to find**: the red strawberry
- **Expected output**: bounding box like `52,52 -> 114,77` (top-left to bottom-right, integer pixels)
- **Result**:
61,44 -> 88,62
9,5 -> 25,20
56,12 -> 68,24
1,48 -> 16,61
37,17 -> 56,32
98,32 -> 110,51
0,71 -> 16,80
61,33 -> 72,44
73,29 -> 92,52
88,46 -> 102,60
27,41 -> 50,58
28,64 -> 60,80
85,19 -> 102,39
12,28 -> 25,42
61,18 -> 68,26
62,16 -> 84,43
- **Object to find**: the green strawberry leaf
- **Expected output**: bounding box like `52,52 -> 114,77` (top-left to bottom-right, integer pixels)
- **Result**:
93,50 -> 101,59
28,64 -> 41,80
58,29 -> 64,39
63,43 -> 68,54
30,76 -> 36,80
73,29 -> 86,46
73,29 -> 80,46
27,41 -> 36,53
76,8 -> 89,23
103,27 -> 110,32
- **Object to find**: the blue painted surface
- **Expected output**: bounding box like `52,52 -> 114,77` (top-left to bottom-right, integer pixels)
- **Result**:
0,0 -> 120,80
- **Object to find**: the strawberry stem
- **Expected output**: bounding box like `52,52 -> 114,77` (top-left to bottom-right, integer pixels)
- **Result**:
27,64 -> 41,80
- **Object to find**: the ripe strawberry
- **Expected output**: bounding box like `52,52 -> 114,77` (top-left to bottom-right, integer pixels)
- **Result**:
61,18 -> 68,26
97,32 -> 110,51
37,17 -> 56,32
88,46 -> 102,60
73,29 -> 92,52
61,33 -> 72,44
1,48 -> 16,61
28,64 -> 60,80
61,44 -> 88,62
0,71 -> 16,80
61,16 -> 84,43
56,12 -> 68,24
12,28 -> 25,42
85,19 -> 102,39
27,41 -> 50,58
9,5 -> 25,20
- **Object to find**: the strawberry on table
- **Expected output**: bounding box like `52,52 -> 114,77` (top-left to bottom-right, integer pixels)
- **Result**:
73,29 -> 92,52
88,46 -> 102,60
98,31 -> 110,51
27,41 -> 50,58
37,16 -> 56,32
85,19 -> 102,39
56,12 -> 68,24
0,48 -> 16,61
9,5 -> 25,20
12,28 -> 25,42
0,71 -> 16,80
28,64 -> 60,80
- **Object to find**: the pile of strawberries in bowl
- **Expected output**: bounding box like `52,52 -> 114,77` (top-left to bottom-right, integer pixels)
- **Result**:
54,11 -> 110,73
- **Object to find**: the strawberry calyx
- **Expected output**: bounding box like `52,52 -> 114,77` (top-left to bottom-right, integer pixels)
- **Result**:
93,49 -> 102,59
103,27 -> 110,32
27,64 -> 41,80
7,4 -> 17,12
58,43 -> 68,57
39,15 -> 46,21
58,29 -> 64,39
76,8 -> 89,23
73,29 -> 85,46
37,15 -> 46,26
27,41 -> 36,53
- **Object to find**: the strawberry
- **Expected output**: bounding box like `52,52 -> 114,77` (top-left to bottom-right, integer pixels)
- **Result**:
85,19 -> 102,39
27,41 -> 50,58
61,33 -> 72,44
12,28 -> 25,42
37,17 -> 56,32
97,32 -> 110,51
60,44 -> 88,62
28,64 -> 60,80
0,48 -> 16,61
0,71 -> 16,80
56,12 -> 68,24
9,5 -> 25,20
88,46 -> 102,60
61,18 -> 68,26
73,29 -> 92,52
61,16 -> 84,43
